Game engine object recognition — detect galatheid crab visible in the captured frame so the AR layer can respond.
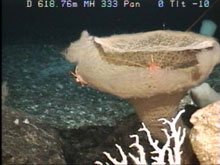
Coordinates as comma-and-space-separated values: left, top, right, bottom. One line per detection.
69, 66, 88, 87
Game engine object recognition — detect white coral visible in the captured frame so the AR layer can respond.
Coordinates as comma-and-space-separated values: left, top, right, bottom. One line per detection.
94, 109, 186, 165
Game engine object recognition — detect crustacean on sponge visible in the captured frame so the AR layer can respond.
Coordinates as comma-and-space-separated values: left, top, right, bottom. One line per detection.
70, 66, 88, 87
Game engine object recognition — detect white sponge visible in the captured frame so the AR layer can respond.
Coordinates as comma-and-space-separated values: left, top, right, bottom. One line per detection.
190, 83, 220, 108
200, 19, 217, 37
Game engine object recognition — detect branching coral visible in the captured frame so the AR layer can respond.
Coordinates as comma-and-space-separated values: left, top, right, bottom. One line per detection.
94, 109, 186, 165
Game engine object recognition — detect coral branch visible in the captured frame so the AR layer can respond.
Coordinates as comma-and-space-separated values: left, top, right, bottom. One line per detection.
158, 109, 186, 164
139, 123, 170, 164
128, 135, 148, 165
94, 144, 128, 165
94, 109, 186, 165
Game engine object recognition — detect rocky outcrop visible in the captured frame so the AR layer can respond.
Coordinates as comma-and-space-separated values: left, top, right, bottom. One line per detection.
190, 101, 220, 165
2, 106, 67, 165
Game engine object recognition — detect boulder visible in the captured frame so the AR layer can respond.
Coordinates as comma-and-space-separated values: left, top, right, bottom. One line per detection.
190, 101, 220, 165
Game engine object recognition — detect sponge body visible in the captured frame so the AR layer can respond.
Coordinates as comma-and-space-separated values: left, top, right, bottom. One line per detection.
65, 30, 220, 99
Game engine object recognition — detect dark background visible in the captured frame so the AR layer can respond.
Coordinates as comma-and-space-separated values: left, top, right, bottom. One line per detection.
2, 0, 220, 45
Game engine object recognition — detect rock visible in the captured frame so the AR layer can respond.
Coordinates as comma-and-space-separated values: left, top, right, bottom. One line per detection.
2, 106, 66, 165
190, 101, 220, 165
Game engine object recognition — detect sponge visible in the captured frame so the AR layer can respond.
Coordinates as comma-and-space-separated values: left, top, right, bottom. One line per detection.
200, 19, 217, 37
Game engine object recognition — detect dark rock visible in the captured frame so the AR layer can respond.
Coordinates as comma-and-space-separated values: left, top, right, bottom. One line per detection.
2, 106, 66, 165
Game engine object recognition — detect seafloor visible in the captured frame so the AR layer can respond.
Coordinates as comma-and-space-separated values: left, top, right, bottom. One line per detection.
2, 42, 135, 129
